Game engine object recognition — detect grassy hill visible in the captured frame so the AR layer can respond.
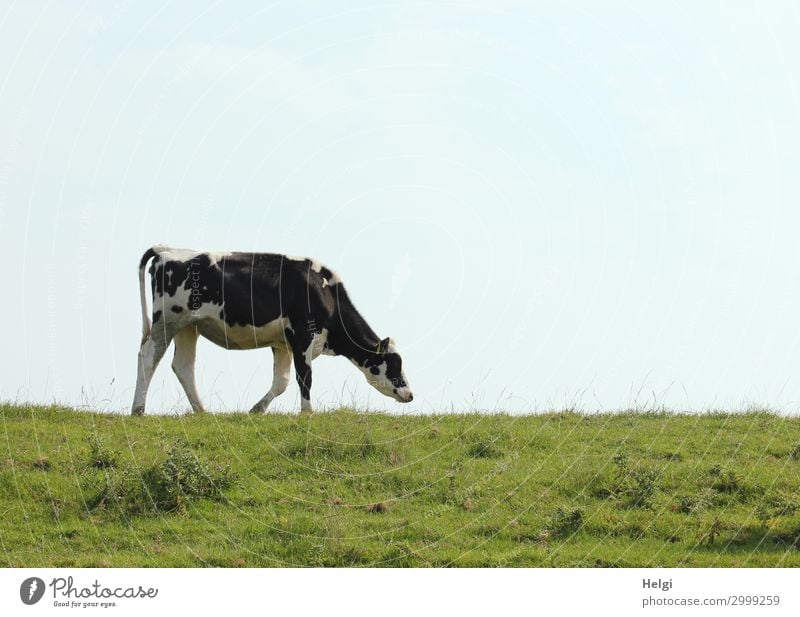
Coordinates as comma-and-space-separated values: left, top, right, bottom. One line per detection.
1, 403, 799, 567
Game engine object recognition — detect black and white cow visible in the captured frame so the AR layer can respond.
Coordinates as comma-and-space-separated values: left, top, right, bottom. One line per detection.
132, 246, 413, 415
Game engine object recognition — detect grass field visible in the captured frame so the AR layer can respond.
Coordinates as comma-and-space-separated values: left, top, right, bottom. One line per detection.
1, 403, 799, 567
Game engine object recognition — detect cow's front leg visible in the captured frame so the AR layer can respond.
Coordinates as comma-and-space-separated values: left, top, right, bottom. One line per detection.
250, 347, 292, 413
292, 347, 313, 412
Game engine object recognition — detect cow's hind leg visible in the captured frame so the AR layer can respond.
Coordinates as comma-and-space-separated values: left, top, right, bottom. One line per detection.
172, 325, 205, 413
131, 333, 171, 415
249, 347, 292, 413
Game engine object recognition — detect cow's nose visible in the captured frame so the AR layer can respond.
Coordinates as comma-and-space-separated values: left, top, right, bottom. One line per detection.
406, 393, 414, 402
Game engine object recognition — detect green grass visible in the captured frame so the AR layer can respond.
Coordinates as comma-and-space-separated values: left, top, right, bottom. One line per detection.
1, 403, 799, 567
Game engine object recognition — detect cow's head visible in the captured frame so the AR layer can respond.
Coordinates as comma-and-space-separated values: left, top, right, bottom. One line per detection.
358, 337, 413, 403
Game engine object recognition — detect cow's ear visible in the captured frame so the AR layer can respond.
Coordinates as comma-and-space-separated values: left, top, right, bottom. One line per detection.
377, 337, 391, 354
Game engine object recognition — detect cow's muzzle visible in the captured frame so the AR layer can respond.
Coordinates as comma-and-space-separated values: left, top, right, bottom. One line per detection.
394, 390, 413, 403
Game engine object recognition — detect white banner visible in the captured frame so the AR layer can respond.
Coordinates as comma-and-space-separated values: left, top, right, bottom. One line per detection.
1, 568, 796, 616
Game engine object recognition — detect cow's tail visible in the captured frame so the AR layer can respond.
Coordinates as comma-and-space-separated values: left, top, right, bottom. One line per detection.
138, 247, 158, 343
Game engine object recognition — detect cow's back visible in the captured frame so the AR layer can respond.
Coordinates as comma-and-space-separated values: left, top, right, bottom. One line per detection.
149, 247, 339, 349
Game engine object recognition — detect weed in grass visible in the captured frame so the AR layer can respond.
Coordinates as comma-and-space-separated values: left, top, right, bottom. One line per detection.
629, 469, 660, 508
544, 507, 584, 538
755, 492, 799, 521
466, 437, 503, 459
32, 458, 50, 471
773, 526, 800, 549
87, 441, 234, 517
154, 442, 235, 506
672, 495, 698, 514
708, 467, 763, 503
609, 451, 661, 509
671, 492, 711, 515
699, 518, 724, 546
87, 434, 117, 469
710, 468, 743, 494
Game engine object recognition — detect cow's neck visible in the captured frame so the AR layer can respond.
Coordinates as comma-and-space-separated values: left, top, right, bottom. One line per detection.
328, 288, 381, 365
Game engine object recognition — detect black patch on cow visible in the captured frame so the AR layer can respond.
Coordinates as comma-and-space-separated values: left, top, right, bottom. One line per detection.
152, 310, 162, 324
170, 305, 183, 313
152, 261, 186, 298
364, 352, 406, 387
139, 247, 158, 270
183, 253, 223, 309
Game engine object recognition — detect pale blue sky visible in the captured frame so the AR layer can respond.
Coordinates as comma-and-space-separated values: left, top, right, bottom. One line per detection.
1, 1, 799, 413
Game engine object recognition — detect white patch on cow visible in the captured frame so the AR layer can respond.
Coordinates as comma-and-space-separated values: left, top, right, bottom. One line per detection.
308, 328, 334, 359
324, 268, 342, 286
303, 329, 332, 362
285, 255, 342, 286
196, 316, 292, 351
154, 246, 232, 267
285, 254, 309, 265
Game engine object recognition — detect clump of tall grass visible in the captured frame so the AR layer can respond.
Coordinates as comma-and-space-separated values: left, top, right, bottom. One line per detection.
609, 452, 660, 509
86, 441, 234, 517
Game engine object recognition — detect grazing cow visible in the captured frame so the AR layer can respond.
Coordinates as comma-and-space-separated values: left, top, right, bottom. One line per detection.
132, 246, 413, 415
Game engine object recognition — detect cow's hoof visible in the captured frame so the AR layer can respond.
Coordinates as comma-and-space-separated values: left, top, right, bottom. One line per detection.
131, 407, 145, 416
249, 406, 265, 414
192, 408, 207, 414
